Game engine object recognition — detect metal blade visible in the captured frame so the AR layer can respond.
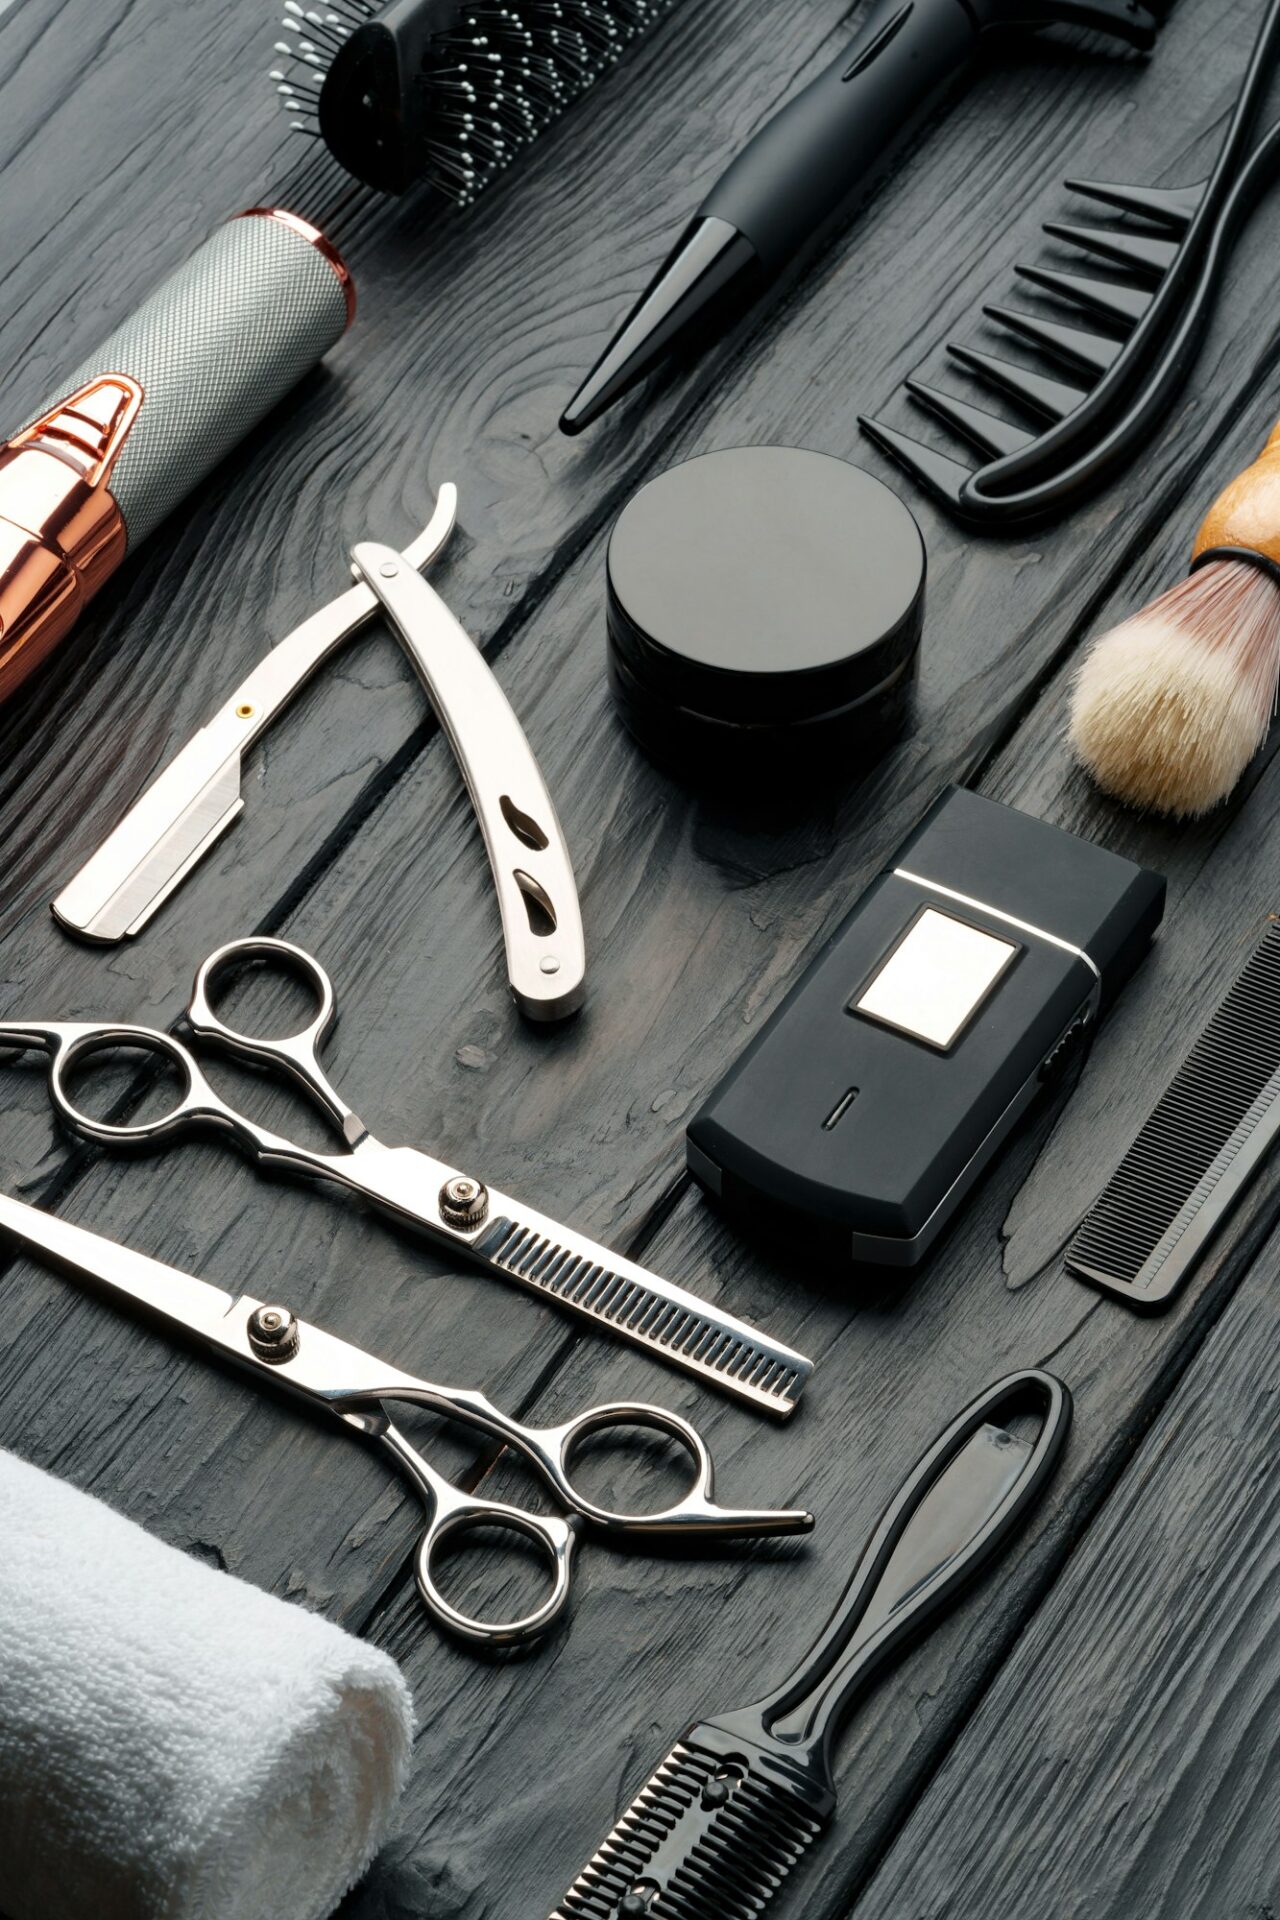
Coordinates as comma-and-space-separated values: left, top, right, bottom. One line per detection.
549, 1733, 822, 1920
0, 1190, 237, 1339
52, 486, 461, 944
290, 1136, 814, 1416
52, 721, 246, 940
471, 1189, 813, 1417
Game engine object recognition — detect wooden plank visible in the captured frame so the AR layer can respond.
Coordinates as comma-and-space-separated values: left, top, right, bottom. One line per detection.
321, 17, 1280, 1903
258, 141, 1280, 1920
847, 1223, 1280, 1920
809, 264, 1280, 1918
0, 0, 1220, 1491
0, 0, 1276, 1913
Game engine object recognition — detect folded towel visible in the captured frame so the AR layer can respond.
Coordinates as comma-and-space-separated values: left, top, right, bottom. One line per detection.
0, 1448, 413, 1920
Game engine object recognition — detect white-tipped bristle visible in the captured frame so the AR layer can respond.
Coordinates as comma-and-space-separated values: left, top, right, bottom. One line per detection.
269, 0, 679, 203
1069, 558, 1280, 817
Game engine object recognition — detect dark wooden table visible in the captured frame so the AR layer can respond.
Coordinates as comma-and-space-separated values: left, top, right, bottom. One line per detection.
2, 1, 1280, 1914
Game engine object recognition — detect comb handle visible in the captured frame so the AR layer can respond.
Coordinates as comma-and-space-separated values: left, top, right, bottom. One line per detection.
710, 1369, 1070, 1796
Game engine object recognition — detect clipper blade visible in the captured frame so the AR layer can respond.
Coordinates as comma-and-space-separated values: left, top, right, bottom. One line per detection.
549, 1730, 825, 1920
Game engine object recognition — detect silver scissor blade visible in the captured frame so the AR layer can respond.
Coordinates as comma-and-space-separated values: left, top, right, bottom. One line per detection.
52, 722, 245, 941
326, 1146, 812, 1415
0, 1190, 237, 1339
473, 1192, 813, 1418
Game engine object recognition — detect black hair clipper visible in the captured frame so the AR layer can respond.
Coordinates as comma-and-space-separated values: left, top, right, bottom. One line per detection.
687, 790, 1165, 1267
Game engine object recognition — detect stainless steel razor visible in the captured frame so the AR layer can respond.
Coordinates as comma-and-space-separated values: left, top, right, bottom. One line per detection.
53, 485, 589, 1022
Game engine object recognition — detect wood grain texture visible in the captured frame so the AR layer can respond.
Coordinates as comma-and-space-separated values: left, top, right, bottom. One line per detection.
1, 0, 1279, 1916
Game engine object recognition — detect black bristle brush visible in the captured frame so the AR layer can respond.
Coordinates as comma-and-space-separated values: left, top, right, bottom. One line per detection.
271, 0, 680, 201
548, 1371, 1069, 1920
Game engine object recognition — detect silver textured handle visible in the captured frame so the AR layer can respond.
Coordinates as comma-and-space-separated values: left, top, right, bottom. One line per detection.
47, 211, 351, 548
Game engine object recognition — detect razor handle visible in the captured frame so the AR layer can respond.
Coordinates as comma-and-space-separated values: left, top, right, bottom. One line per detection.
0, 210, 353, 701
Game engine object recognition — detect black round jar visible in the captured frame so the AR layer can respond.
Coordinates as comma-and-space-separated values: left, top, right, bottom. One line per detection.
605, 446, 925, 781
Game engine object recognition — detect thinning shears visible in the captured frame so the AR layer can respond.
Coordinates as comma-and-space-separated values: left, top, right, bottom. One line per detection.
0, 1190, 812, 1647
0, 937, 813, 1416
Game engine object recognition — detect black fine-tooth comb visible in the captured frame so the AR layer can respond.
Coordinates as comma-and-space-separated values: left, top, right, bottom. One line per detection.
271, 0, 682, 200
1067, 919, 1280, 1311
549, 1370, 1070, 1920
860, 0, 1280, 526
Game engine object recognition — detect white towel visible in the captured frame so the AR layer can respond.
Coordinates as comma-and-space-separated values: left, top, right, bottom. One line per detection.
0, 1448, 414, 1920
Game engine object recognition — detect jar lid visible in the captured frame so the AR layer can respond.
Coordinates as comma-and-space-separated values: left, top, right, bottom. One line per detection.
606, 447, 926, 730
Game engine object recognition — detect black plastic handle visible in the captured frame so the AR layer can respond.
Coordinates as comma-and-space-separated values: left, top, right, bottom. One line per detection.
721, 1369, 1070, 1784
701, 0, 979, 274
698, 0, 1154, 277
964, 0, 1280, 521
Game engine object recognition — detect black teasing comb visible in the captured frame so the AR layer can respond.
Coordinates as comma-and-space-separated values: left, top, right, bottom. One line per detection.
272, 0, 680, 199
861, 0, 1280, 526
549, 1370, 1070, 1920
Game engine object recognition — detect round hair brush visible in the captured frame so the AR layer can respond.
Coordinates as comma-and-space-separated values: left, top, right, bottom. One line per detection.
1070, 419, 1280, 817
272, 0, 679, 202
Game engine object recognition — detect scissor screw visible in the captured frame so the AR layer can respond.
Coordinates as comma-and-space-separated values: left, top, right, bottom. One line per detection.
236, 703, 254, 719
440, 1175, 489, 1230
247, 1304, 300, 1362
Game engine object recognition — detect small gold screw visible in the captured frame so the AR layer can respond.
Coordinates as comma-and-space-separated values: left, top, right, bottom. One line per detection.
247, 1303, 300, 1362
439, 1174, 490, 1230
236, 703, 254, 719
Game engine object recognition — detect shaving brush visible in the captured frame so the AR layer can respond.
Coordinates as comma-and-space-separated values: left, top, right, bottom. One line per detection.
1070, 419, 1280, 816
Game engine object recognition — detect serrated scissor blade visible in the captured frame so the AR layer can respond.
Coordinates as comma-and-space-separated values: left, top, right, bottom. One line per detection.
52, 718, 246, 941
472, 1195, 813, 1418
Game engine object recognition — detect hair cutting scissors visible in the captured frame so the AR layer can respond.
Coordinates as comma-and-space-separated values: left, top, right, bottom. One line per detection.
0, 1189, 812, 1647
0, 938, 812, 1418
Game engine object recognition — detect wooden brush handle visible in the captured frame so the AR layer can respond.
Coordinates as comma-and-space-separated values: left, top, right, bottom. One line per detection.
1194, 419, 1280, 567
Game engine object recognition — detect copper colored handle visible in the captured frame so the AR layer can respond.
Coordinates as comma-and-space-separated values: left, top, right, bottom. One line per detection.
0, 210, 351, 703
0, 377, 138, 700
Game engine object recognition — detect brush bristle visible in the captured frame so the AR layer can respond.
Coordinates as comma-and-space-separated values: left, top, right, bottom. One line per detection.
271, 0, 678, 204
1070, 557, 1280, 817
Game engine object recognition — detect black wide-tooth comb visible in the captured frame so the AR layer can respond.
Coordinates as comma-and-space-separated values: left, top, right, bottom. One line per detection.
271, 0, 681, 200
1068, 919, 1280, 1311
549, 1370, 1070, 1920
860, 0, 1280, 526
